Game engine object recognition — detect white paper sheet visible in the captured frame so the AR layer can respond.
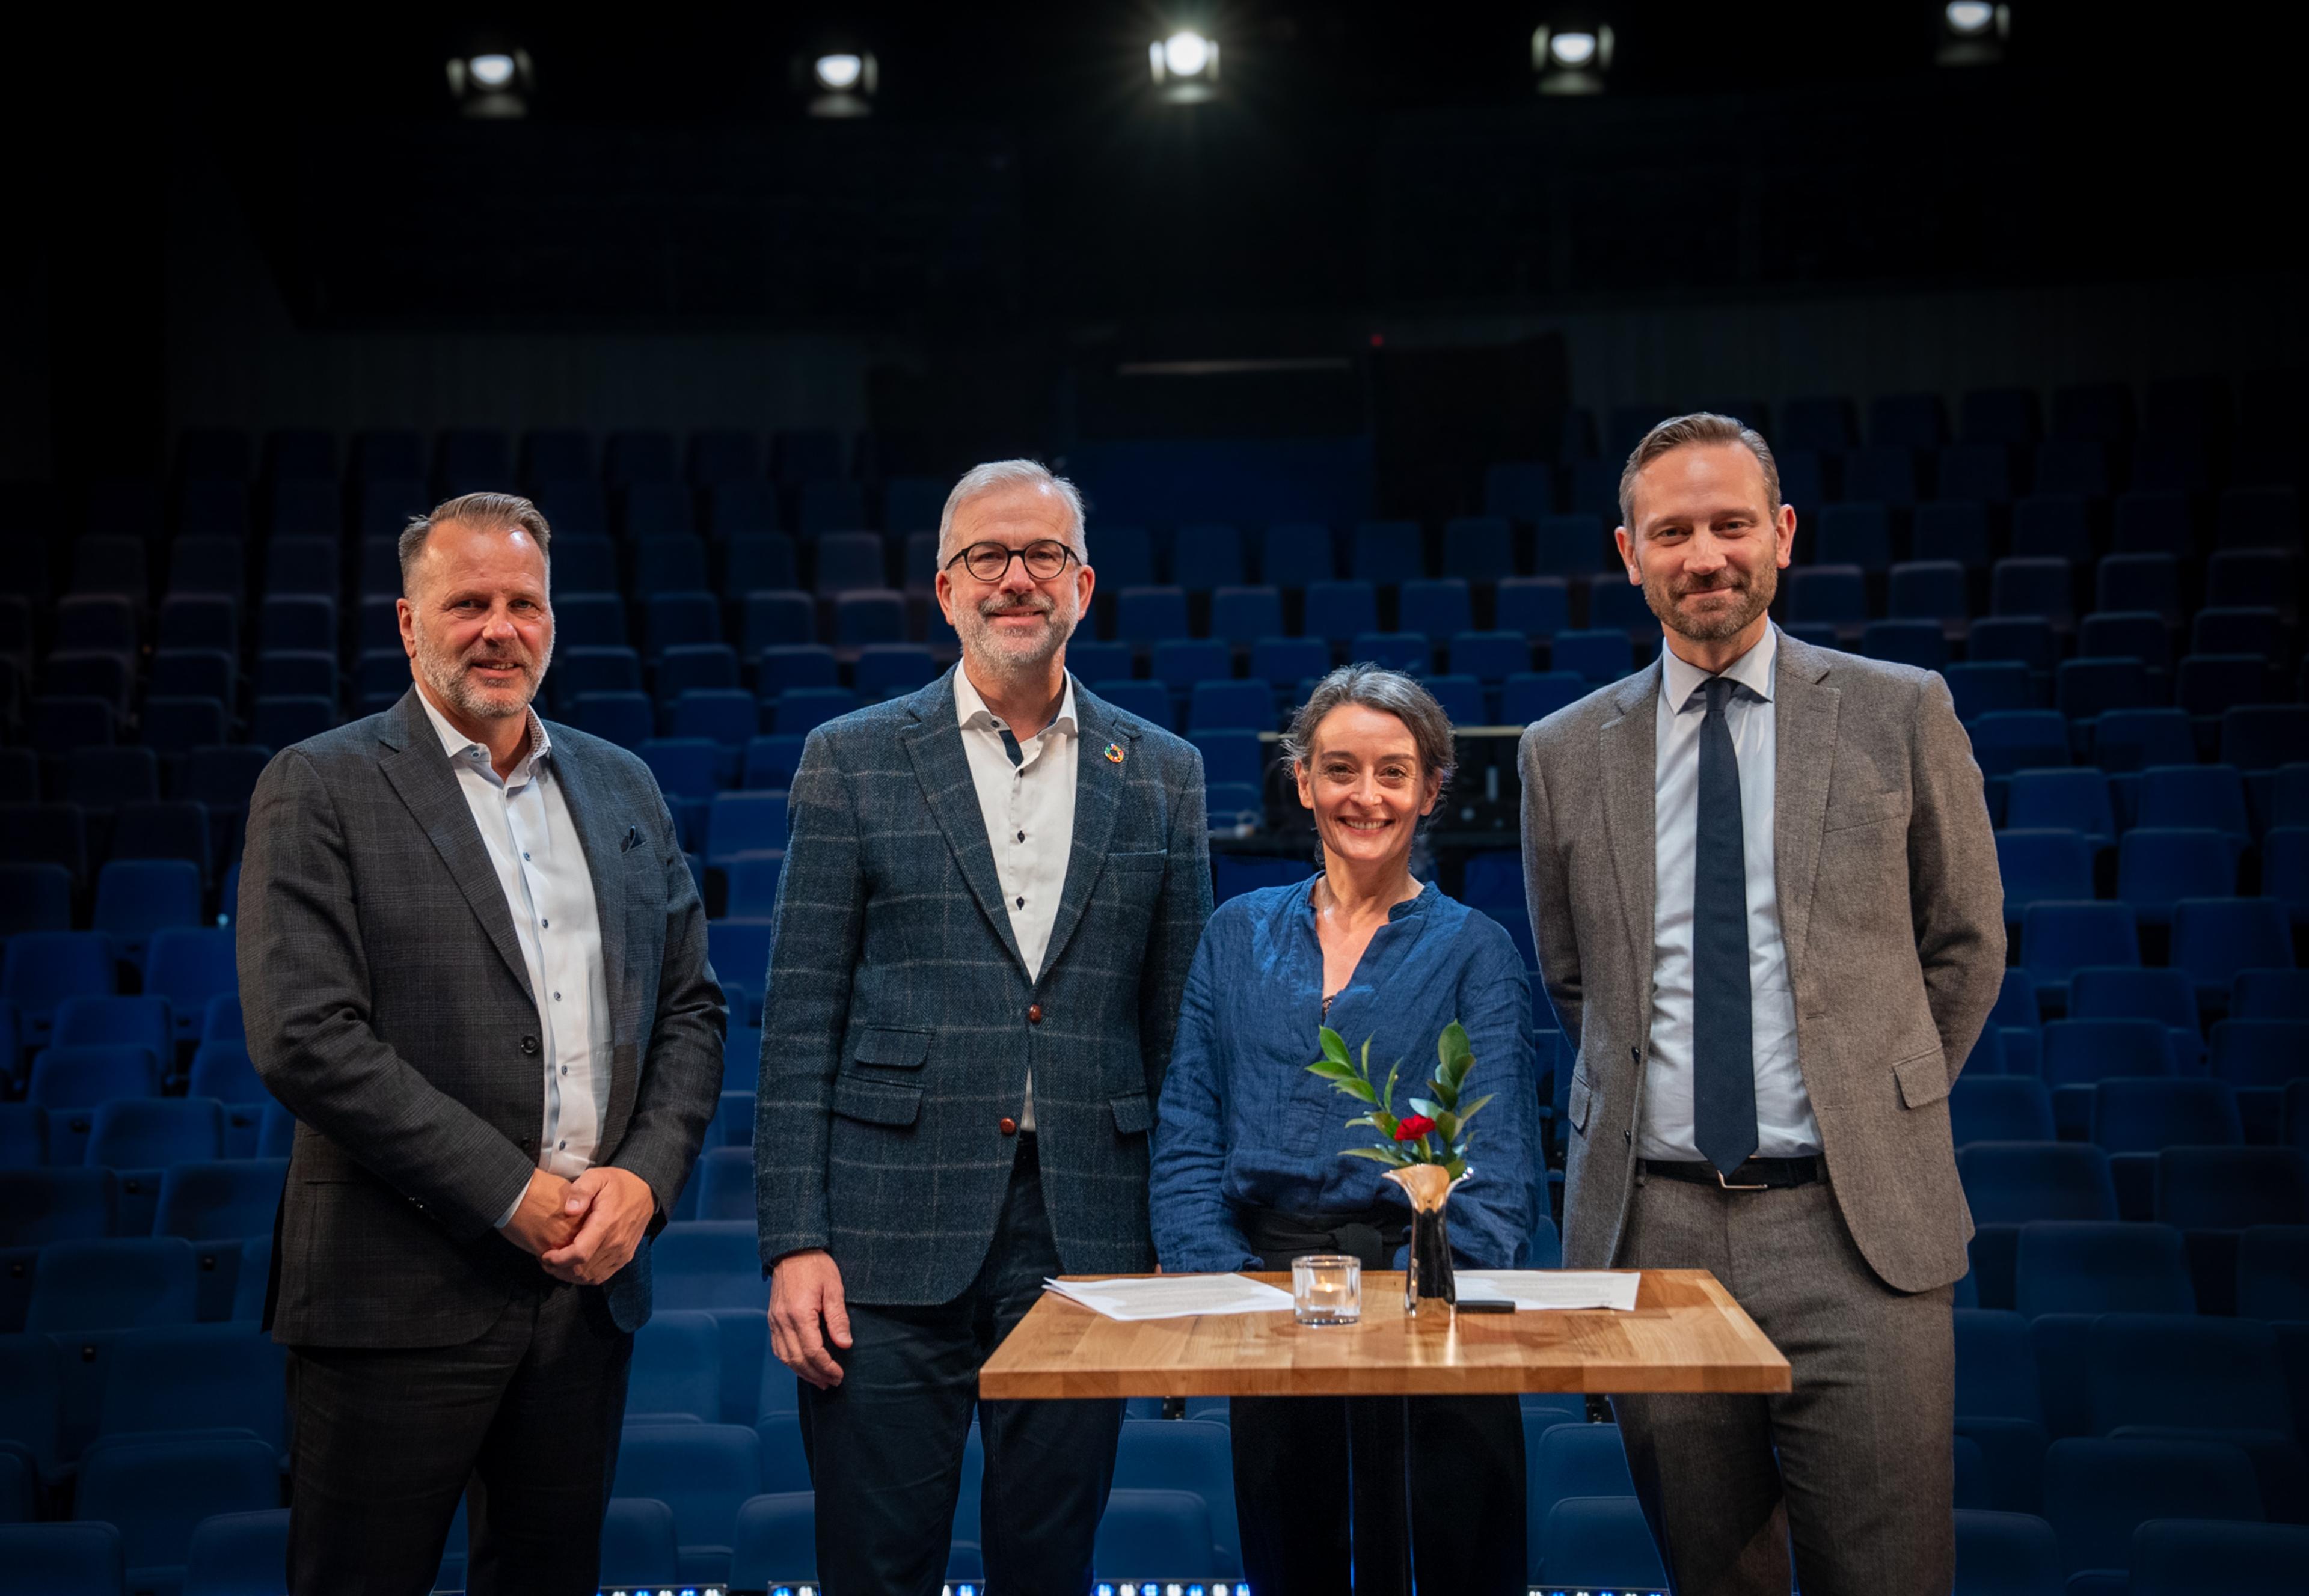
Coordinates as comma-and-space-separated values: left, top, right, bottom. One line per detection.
1043, 1273, 1298, 1322
1452, 1270, 1642, 1312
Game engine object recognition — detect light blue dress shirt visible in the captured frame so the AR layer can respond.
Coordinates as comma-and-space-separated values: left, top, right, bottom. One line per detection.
1644, 624, 1820, 1160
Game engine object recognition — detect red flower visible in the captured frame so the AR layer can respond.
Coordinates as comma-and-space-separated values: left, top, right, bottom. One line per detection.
1394, 1114, 1436, 1142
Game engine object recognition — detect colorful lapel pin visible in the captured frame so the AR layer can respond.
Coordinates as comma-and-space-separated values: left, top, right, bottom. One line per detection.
1103, 741, 1126, 765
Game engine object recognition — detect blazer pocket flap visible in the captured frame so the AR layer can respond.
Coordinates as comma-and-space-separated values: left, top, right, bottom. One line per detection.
851, 1026, 931, 1068
1567, 1072, 1595, 1134
1894, 1050, 1953, 1109
833, 1075, 923, 1127
1824, 789, 1912, 832
1110, 1092, 1153, 1135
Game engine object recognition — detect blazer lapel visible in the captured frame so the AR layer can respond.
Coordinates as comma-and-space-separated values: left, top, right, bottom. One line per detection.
899, 672, 1028, 973
1037, 688, 1132, 982
375, 689, 535, 1004
1771, 632, 1839, 976
1598, 661, 1663, 1014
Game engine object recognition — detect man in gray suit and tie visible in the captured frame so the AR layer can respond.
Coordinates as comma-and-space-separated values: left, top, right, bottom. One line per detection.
756, 459, 1213, 1595
1519, 414, 2005, 1595
239, 491, 725, 1595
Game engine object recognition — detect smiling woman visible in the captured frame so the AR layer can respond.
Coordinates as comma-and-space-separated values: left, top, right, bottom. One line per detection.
1151, 663, 1541, 1595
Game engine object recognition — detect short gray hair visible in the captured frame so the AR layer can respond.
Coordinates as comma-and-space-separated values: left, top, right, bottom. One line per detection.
1281, 664, 1458, 803
399, 492, 554, 595
1617, 411, 1782, 531
936, 459, 1088, 567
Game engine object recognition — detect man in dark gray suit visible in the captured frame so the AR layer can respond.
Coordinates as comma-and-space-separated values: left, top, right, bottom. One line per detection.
1519, 415, 2005, 1595
239, 491, 724, 1596
756, 459, 1213, 1595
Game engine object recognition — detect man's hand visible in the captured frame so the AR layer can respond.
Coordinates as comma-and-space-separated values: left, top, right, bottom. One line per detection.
770, 1249, 852, 1389
539, 1167, 657, 1286
497, 1169, 580, 1258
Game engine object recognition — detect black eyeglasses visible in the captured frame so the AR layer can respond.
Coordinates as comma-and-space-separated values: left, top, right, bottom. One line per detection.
944, 540, 1079, 583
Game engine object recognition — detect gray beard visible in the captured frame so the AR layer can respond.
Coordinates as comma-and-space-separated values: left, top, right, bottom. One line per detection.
1647, 576, 1774, 644
415, 638, 547, 720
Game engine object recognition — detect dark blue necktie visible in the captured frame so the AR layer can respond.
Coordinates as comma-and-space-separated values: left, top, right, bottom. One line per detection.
1693, 676, 1758, 1176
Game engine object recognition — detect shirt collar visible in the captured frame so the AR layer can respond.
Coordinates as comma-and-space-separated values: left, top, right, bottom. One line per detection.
954, 664, 1078, 742
416, 686, 550, 773
1661, 622, 1779, 715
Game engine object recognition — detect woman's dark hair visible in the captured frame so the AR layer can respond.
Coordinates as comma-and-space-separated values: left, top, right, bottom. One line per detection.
1280, 664, 1458, 803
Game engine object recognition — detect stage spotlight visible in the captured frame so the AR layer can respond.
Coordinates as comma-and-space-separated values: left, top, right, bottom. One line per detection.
1148, 27, 1221, 104
1532, 22, 1614, 95
804, 49, 878, 117
1938, 1, 2010, 65
446, 47, 533, 118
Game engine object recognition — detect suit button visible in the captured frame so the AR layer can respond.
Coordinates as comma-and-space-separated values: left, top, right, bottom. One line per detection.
521, 1036, 539, 1056
1027, 1004, 1043, 1024
999, 1116, 1019, 1136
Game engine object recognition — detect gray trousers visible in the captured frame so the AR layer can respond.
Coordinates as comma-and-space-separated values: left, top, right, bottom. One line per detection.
1611, 1167, 1954, 1596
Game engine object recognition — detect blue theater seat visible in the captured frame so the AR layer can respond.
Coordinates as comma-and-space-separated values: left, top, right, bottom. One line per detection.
1114, 1419, 1239, 1571
1349, 632, 1430, 673
629, 1310, 723, 1423
1094, 1489, 1217, 1583
1113, 587, 1190, 648
1814, 503, 1894, 570
1398, 578, 1472, 641
1951, 1078, 2056, 1146
97, 1325, 285, 1454
1970, 712, 2071, 779
74, 1436, 281, 1596
2014, 1222, 2194, 1317
1996, 831, 2093, 925
1952, 1508, 2063, 1596
2117, 828, 2237, 925
2041, 1437, 2262, 1582
181, 1509, 289, 1596
729, 1493, 818, 1589
1861, 619, 1948, 670
1208, 586, 1283, 646
2004, 770, 2114, 849
1091, 680, 1173, 731
1494, 577, 1570, 639
610, 1422, 761, 1586
1259, 523, 1335, 589
771, 688, 856, 737
1350, 521, 1424, 586
2090, 706, 2198, 775
27, 1239, 198, 1333
2020, 902, 2139, 1003
1187, 682, 1272, 735
0, 1523, 127, 1595
2129, 1520, 2309, 1596
1482, 463, 1556, 524
1303, 581, 1377, 644
2171, 898, 2294, 1003
1960, 1144, 2120, 1224
650, 1223, 770, 1313
1442, 517, 1514, 583
1530, 1497, 1667, 1588
1173, 524, 1246, 590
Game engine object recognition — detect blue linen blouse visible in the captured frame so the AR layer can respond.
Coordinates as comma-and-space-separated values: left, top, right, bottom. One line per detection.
1151, 875, 1542, 1273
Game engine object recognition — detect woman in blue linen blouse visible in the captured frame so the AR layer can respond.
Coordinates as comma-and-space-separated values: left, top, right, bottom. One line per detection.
1152, 664, 1541, 1596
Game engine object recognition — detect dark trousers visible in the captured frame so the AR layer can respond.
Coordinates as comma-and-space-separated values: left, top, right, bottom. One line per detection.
284, 1278, 634, 1596
799, 1136, 1126, 1596
1234, 1209, 1528, 1596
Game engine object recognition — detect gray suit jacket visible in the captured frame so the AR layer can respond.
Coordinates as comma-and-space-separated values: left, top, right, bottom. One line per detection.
239, 688, 726, 1346
753, 670, 1213, 1306
1519, 631, 2005, 1293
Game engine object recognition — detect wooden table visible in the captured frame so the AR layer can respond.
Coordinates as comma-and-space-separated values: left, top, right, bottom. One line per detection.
980, 1268, 1789, 1400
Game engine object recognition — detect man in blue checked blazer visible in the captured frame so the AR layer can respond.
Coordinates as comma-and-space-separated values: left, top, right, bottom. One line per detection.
755, 459, 1213, 1596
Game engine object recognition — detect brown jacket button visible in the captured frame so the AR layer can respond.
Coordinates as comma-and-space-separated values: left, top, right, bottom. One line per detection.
999, 1116, 1019, 1136
1027, 1004, 1043, 1024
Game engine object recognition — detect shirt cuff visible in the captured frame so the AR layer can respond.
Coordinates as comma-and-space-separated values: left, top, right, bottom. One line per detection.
492, 1182, 526, 1231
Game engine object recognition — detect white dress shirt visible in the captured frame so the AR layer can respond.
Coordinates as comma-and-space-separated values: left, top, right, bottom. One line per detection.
953, 664, 1079, 1133
417, 693, 613, 1225
1642, 625, 1820, 1161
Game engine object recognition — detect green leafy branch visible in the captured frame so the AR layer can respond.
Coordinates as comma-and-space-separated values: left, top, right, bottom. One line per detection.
1306, 1020, 1494, 1180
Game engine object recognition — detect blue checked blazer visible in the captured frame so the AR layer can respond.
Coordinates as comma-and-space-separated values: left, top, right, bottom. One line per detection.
753, 669, 1213, 1306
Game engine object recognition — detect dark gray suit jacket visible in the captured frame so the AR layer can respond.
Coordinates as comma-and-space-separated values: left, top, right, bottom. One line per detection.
1519, 632, 2006, 1293
239, 688, 726, 1347
753, 670, 1213, 1306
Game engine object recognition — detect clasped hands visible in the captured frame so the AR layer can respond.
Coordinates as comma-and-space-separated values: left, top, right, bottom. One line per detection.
500, 1166, 655, 1286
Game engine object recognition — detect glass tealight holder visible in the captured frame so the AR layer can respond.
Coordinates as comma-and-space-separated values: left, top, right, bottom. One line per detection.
1293, 1253, 1361, 1326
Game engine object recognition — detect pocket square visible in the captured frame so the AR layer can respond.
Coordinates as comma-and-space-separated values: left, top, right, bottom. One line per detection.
621, 824, 642, 852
